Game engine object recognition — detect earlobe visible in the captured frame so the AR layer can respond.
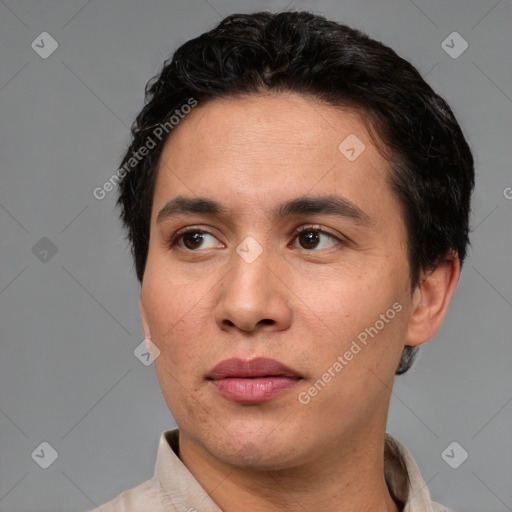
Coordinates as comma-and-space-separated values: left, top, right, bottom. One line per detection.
139, 294, 151, 339
405, 252, 460, 347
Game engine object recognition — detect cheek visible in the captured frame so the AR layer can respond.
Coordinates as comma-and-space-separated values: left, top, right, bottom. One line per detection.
305, 274, 389, 334
301, 269, 408, 376
141, 270, 213, 367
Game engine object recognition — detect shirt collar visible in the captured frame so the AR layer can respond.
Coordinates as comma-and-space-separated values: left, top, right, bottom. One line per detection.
384, 433, 442, 512
153, 429, 442, 512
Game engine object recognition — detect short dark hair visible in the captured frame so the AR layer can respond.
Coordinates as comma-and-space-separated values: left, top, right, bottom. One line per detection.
116, 11, 475, 374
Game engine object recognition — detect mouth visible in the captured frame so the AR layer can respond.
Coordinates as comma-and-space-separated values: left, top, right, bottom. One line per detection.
206, 357, 302, 403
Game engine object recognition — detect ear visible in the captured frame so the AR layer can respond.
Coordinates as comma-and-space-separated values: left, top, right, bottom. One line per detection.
139, 293, 151, 339
405, 252, 460, 347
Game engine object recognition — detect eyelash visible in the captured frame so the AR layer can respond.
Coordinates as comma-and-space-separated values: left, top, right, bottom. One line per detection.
167, 224, 344, 251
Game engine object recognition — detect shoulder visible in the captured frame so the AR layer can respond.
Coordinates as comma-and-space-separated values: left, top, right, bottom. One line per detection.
431, 501, 454, 512
87, 429, 186, 512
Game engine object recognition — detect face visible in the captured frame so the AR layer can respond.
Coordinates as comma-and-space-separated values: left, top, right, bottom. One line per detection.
139, 92, 419, 470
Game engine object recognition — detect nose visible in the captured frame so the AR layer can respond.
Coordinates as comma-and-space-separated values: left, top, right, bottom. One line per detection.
214, 247, 292, 334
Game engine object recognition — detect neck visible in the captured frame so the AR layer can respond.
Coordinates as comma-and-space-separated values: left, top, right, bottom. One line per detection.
178, 428, 401, 512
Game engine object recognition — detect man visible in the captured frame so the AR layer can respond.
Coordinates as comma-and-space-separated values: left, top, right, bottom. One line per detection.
92, 10, 474, 512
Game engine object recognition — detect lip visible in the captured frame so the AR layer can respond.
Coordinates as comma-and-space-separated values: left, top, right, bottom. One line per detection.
207, 357, 302, 403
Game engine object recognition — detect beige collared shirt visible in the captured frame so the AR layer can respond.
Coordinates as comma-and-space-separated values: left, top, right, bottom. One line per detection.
90, 429, 452, 512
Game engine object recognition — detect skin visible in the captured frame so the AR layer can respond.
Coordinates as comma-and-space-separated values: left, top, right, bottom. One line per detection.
139, 92, 460, 512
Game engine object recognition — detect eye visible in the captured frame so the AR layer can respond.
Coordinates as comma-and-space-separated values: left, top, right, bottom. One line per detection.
169, 228, 223, 251
291, 225, 342, 250
167, 225, 344, 252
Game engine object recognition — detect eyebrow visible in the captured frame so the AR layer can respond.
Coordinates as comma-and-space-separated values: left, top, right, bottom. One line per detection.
156, 194, 371, 226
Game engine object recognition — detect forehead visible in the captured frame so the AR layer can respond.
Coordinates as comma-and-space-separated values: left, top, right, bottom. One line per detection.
152, 92, 398, 224
158, 92, 379, 170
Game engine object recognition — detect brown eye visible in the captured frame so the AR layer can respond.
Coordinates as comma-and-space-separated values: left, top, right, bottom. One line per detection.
182, 231, 206, 250
169, 229, 224, 251
293, 226, 340, 250
298, 230, 320, 249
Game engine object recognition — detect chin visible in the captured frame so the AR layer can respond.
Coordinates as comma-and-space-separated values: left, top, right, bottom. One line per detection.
219, 442, 299, 471
206, 421, 305, 471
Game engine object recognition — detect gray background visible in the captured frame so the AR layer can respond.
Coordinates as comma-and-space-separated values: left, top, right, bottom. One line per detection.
0, 0, 511, 511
